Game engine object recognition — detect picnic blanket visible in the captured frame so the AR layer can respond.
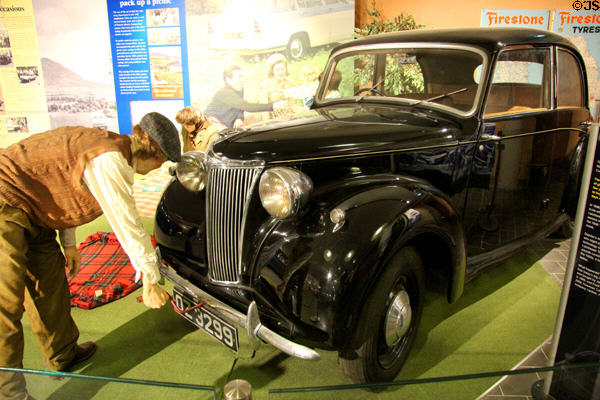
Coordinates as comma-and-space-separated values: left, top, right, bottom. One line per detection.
66, 232, 141, 309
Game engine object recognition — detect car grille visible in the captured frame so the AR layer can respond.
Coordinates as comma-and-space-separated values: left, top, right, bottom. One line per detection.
206, 164, 263, 282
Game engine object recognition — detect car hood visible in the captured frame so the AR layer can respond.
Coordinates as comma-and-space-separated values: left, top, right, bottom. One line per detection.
211, 104, 464, 164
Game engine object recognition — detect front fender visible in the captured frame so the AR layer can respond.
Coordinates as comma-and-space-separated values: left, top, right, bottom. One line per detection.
251, 174, 465, 349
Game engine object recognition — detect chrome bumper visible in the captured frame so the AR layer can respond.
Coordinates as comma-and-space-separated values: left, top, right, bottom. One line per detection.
159, 265, 320, 361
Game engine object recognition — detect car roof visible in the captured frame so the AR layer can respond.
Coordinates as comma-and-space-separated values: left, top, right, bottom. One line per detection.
333, 27, 578, 54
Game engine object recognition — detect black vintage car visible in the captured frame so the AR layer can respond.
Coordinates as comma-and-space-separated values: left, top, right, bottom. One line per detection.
155, 27, 591, 383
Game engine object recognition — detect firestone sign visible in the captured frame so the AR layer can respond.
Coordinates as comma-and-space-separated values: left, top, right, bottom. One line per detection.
554, 10, 600, 34
481, 9, 550, 28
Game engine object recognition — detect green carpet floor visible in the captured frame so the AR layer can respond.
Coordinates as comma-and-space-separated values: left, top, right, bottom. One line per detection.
19, 216, 561, 399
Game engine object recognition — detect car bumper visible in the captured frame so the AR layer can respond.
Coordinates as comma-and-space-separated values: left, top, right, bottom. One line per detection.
159, 264, 321, 361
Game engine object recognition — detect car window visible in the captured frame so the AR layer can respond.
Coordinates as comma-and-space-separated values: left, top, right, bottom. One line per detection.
332, 53, 375, 98
297, 0, 323, 8
384, 53, 424, 95
557, 48, 584, 108
484, 48, 551, 116
322, 47, 483, 114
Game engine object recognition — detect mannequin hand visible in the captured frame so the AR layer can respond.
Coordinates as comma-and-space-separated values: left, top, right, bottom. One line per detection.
142, 277, 169, 309
64, 246, 81, 277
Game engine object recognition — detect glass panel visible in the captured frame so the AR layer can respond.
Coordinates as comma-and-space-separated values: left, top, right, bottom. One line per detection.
557, 49, 584, 107
268, 363, 600, 400
0, 367, 217, 399
325, 47, 483, 113
485, 48, 550, 116
332, 53, 375, 98
384, 53, 424, 95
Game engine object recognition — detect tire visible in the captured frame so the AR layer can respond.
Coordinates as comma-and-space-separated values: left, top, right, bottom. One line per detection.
286, 33, 309, 60
339, 246, 425, 384
553, 218, 574, 239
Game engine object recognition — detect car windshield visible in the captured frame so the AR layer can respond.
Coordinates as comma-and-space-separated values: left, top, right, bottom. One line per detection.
319, 45, 486, 114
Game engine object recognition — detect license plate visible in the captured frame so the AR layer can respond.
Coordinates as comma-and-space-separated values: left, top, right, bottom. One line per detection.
173, 287, 239, 352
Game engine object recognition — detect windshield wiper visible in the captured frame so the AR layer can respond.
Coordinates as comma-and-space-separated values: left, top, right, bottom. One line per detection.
356, 79, 385, 102
410, 87, 468, 108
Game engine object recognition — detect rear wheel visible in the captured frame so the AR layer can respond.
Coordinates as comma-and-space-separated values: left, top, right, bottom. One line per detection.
339, 246, 424, 384
553, 218, 574, 239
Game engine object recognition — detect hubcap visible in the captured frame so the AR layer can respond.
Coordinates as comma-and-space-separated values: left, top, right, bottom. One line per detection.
384, 289, 412, 347
290, 39, 302, 58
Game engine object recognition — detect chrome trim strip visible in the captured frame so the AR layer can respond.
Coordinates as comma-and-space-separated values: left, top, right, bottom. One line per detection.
160, 265, 320, 361
270, 127, 589, 165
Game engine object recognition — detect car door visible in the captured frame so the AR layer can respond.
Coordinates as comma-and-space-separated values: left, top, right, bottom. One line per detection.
464, 45, 585, 258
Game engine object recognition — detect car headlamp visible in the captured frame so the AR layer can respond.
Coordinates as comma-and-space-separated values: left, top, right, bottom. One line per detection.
259, 167, 313, 219
176, 151, 206, 192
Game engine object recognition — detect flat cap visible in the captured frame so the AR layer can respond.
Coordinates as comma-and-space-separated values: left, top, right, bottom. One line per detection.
139, 112, 181, 162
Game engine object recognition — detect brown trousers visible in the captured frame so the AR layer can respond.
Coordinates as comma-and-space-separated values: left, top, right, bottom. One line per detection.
0, 200, 79, 399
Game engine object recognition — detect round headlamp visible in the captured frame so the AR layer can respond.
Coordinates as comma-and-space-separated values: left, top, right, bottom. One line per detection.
176, 151, 206, 192
259, 167, 313, 219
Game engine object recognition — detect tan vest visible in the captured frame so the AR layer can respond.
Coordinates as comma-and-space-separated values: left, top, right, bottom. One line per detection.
0, 126, 132, 229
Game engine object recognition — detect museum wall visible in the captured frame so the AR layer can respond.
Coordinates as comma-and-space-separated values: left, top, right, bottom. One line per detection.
356, 0, 575, 28
0, 0, 598, 149
356, 0, 600, 113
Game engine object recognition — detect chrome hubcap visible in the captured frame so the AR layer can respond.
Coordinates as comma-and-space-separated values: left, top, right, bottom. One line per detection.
384, 289, 412, 347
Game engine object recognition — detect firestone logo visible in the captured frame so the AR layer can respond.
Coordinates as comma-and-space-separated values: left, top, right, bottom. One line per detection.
557, 11, 600, 24
485, 11, 545, 26
557, 11, 600, 33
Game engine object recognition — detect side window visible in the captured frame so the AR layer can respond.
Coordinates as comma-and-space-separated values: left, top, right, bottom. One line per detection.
557, 49, 584, 107
484, 48, 550, 116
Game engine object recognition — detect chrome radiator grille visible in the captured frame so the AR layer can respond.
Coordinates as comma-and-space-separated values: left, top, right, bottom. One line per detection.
206, 164, 263, 282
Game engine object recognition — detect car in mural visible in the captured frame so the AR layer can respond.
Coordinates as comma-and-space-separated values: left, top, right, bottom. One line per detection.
208, 0, 355, 59
154, 28, 591, 383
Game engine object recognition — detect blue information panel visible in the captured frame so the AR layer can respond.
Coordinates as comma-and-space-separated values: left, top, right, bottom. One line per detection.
106, 0, 189, 133
547, 124, 600, 399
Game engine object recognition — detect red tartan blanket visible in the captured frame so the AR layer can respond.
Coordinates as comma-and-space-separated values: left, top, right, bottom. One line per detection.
66, 232, 141, 309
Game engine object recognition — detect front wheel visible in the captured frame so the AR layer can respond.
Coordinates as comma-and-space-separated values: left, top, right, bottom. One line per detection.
339, 246, 424, 384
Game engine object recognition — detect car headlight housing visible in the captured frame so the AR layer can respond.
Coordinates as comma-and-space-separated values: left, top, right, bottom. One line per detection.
259, 167, 313, 219
176, 151, 206, 192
